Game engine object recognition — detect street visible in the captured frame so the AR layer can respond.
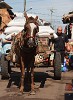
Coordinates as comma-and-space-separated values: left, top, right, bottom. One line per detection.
0, 66, 73, 100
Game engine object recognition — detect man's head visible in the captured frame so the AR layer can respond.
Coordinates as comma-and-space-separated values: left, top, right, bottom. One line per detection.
57, 26, 62, 34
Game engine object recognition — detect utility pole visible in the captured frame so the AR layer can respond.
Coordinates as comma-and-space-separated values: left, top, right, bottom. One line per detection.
50, 9, 53, 25
49, 8, 56, 26
24, 0, 26, 14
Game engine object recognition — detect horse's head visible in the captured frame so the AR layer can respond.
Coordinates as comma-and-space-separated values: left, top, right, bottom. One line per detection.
22, 13, 39, 48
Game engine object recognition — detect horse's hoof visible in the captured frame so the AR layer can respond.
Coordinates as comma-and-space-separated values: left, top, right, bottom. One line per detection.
17, 92, 23, 96
30, 90, 36, 95
19, 86, 24, 93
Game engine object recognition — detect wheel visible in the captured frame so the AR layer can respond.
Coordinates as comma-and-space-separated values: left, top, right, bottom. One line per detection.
1, 54, 10, 79
54, 52, 61, 80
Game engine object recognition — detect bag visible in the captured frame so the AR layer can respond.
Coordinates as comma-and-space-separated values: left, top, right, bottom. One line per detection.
35, 54, 44, 64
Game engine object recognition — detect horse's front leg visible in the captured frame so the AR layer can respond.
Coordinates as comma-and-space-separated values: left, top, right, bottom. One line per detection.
20, 56, 25, 93
30, 67, 35, 95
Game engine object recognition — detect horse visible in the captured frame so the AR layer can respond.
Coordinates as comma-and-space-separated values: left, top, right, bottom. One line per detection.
11, 13, 39, 94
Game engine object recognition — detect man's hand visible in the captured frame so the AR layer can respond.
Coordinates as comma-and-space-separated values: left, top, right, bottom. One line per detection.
65, 43, 70, 52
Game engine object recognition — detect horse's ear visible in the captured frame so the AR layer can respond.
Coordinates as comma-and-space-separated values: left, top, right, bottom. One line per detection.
24, 12, 28, 20
35, 16, 38, 21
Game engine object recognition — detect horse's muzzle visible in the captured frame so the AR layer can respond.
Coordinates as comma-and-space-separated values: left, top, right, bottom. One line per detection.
27, 38, 36, 47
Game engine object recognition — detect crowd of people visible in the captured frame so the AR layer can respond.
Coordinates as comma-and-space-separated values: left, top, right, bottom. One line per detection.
54, 25, 73, 71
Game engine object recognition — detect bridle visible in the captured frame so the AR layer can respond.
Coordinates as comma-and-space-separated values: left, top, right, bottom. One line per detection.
24, 21, 39, 38
22, 17, 39, 47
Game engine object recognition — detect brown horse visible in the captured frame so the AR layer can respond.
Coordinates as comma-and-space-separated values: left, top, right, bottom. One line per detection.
11, 13, 39, 94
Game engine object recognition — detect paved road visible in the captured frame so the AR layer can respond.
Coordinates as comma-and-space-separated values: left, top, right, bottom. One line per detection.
0, 67, 73, 100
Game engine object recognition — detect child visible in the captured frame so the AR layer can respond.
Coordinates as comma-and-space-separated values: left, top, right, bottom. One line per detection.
61, 53, 69, 72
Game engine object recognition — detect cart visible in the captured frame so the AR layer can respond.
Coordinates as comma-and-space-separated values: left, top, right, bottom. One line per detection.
35, 26, 61, 79
0, 26, 62, 80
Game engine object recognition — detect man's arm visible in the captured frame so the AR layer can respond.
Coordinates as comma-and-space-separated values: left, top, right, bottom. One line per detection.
65, 34, 70, 51
2, 38, 12, 43
65, 42, 70, 52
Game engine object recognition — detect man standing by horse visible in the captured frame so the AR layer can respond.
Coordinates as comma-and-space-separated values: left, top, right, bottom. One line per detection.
54, 26, 70, 67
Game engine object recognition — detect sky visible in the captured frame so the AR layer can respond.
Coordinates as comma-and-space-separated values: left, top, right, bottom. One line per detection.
4, 0, 73, 30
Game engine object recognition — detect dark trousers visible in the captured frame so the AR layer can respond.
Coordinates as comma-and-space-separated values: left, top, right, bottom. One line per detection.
60, 51, 65, 64
54, 51, 65, 64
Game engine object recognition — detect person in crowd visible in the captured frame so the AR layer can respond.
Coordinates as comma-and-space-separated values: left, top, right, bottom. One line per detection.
0, 27, 12, 54
0, 29, 3, 67
54, 26, 70, 67
0, 29, 4, 60
64, 23, 72, 39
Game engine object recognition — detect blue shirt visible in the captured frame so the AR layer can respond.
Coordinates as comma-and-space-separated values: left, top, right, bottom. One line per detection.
1, 33, 11, 54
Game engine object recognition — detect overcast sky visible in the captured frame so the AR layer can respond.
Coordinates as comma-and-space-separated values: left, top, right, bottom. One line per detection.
4, 0, 73, 29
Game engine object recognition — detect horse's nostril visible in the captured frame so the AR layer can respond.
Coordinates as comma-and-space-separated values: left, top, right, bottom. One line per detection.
27, 39, 35, 47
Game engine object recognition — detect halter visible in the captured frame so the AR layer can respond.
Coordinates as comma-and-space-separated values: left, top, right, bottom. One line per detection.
24, 20, 39, 38
21, 16, 39, 48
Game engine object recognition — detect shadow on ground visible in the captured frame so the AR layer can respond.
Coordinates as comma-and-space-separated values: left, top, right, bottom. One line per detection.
6, 70, 54, 92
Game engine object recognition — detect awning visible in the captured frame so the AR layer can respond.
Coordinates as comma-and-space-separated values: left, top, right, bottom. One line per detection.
0, 1, 12, 9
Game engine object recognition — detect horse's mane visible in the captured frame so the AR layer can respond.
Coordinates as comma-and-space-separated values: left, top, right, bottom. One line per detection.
25, 16, 38, 25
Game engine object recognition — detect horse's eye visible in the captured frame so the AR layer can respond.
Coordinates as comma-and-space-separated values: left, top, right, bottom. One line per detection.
35, 27, 39, 32
25, 27, 30, 32
36, 26, 39, 31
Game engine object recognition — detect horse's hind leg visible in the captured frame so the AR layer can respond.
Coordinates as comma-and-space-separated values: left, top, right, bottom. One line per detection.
20, 56, 25, 93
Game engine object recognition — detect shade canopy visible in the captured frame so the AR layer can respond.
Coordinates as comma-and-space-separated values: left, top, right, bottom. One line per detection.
0, 1, 12, 9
